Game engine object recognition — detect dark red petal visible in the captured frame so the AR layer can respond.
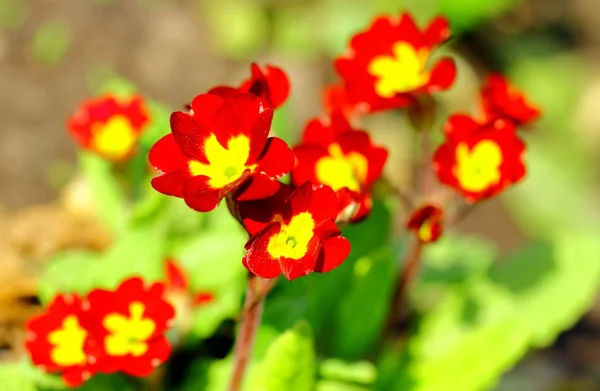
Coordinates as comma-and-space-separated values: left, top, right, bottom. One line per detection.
182, 176, 222, 212
211, 92, 265, 147
170, 112, 210, 163
248, 108, 274, 162
239, 184, 293, 236
264, 65, 291, 108
426, 57, 457, 93
290, 182, 339, 223
151, 170, 190, 198
242, 223, 284, 279
235, 173, 281, 201
256, 137, 295, 178
424, 17, 452, 46
189, 93, 226, 119
207, 86, 242, 100
314, 236, 351, 273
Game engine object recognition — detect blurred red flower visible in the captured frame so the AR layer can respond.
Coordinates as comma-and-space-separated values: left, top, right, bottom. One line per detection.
149, 92, 294, 212
67, 94, 149, 161
25, 294, 97, 387
434, 115, 526, 202
481, 73, 541, 126
407, 205, 444, 243
291, 112, 388, 222
239, 182, 351, 281
83, 277, 175, 377
209, 63, 290, 109
334, 13, 456, 113
165, 259, 215, 307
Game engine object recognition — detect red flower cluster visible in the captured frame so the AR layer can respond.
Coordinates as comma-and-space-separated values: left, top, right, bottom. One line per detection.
25, 277, 175, 387
291, 112, 388, 222
334, 12, 456, 113
67, 94, 149, 161
434, 74, 539, 202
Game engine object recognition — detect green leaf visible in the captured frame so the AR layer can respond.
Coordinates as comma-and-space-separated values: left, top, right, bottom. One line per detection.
437, 0, 517, 34
30, 20, 72, 66
315, 380, 372, 391
255, 320, 316, 391
270, 102, 296, 145
0, 0, 27, 30
399, 230, 600, 391
319, 359, 377, 385
0, 360, 64, 391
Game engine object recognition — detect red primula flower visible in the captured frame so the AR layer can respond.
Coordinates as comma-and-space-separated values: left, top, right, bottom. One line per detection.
208, 63, 290, 109
323, 84, 364, 120
67, 94, 150, 161
291, 112, 388, 222
82, 277, 175, 377
165, 259, 215, 307
239, 182, 351, 281
149, 92, 295, 212
407, 205, 444, 244
25, 294, 96, 387
334, 13, 456, 112
433, 115, 526, 202
481, 73, 540, 126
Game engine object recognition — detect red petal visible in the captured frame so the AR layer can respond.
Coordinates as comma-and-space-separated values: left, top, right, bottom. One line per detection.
426, 57, 457, 93
182, 176, 223, 212
424, 17, 451, 46
264, 65, 291, 108
314, 236, 351, 273
279, 236, 321, 281
290, 144, 328, 188
248, 109, 275, 162
207, 86, 241, 100
170, 111, 211, 163
242, 223, 284, 279
443, 114, 480, 140
235, 173, 281, 201
290, 182, 339, 223
165, 259, 188, 291
256, 137, 295, 178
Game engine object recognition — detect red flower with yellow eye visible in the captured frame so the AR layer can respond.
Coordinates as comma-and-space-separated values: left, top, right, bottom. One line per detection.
291, 112, 388, 222
208, 63, 290, 109
239, 182, 351, 281
149, 92, 295, 212
25, 294, 97, 387
434, 115, 526, 202
83, 277, 175, 377
481, 73, 541, 127
334, 13, 456, 112
67, 95, 149, 161
407, 205, 444, 244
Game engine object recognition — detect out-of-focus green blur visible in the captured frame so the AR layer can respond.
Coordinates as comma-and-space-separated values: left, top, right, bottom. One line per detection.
2, 1, 600, 390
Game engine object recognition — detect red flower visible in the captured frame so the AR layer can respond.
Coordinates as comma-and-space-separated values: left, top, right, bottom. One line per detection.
149, 92, 295, 212
407, 205, 444, 243
165, 259, 215, 307
433, 115, 526, 202
67, 95, 149, 161
481, 73, 540, 126
25, 294, 96, 387
291, 112, 388, 222
83, 277, 175, 377
208, 63, 290, 109
323, 84, 364, 120
239, 182, 351, 281
334, 13, 456, 112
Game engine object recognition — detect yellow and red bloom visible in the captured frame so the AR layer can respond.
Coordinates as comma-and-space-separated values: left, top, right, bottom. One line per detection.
407, 205, 444, 244
481, 73, 540, 126
291, 112, 388, 222
239, 182, 351, 281
334, 13, 456, 112
67, 94, 149, 161
434, 115, 526, 202
83, 277, 175, 377
149, 92, 295, 212
209, 63, 290, 109
25, 294, 96, 387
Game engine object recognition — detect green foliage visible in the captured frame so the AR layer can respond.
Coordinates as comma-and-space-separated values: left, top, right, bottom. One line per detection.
0, 0, 27, 30
319, 359, 377, 386
254, 320, 316, 391
30, 21, 72, 66
437, 0, 516, 33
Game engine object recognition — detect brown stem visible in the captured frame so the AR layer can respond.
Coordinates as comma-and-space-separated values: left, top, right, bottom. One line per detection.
384, 239, 424, 336
228, 275, 268, 391
446, 200, 481, 228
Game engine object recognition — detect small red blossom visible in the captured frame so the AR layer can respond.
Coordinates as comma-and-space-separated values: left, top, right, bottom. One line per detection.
481, 73, 540, 126
165, 259, 215, 307
433, 115, 526, 202
323, 84, 364, 120
407, 205, 444, 243
149, 92, 295, 212
82, 277, 175, 377
291, 112, 388, 222
209, 63, 290, 109
67, 94, 149, 161
25, 294, 96, 387
239, 182, 351, 281
334, 13, 456, 112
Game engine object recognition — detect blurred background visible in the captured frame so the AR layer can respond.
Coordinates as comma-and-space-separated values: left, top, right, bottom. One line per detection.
1, 0, 600, 390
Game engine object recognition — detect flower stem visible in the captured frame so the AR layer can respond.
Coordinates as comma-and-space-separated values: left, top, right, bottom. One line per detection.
228, 275, 269, 391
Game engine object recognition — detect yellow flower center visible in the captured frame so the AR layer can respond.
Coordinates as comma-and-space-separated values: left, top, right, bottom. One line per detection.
267, 213, 315, 260
418, 220, 433, 243
48, 315, 88, 367
315, 144, 368, 192
368, 42, 431, 98
103, 302, 156, 357
188, 134, 255, 188
91, 115, 138, 160
454, 140, 503, 192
